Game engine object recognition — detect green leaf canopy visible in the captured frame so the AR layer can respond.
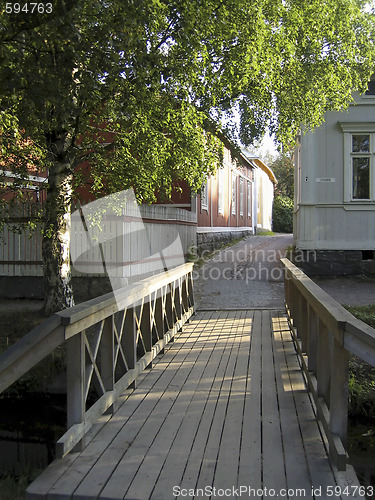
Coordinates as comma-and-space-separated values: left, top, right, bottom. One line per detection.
1, 0, 374, 314
1, 0, 374, 201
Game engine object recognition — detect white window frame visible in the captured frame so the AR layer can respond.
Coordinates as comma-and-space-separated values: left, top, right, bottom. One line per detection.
247, 181, 252, 217
201, 180, 208, 211
340, 123, 375, 203
218, 167, 224, 215
231, 172, 236, 215
239, 177, 244, 217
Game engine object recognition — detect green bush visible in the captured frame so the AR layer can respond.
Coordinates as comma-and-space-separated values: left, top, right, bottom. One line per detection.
344, 305, 375, 419
348, 356, 375, 419
272, 195, 294, 233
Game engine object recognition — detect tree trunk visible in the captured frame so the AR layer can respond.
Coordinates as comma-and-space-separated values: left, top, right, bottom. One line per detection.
41, 148, 75, 316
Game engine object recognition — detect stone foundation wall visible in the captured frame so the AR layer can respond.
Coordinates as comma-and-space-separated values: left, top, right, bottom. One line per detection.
196, 229, 253, 256
0, 276, 113, 302
293, 249, 375, 276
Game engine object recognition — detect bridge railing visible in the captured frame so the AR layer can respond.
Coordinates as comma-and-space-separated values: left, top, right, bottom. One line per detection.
0, 262, 195, 458
281, 258, 375, 471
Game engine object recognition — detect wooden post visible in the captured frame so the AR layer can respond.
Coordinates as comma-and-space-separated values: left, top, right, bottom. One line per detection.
154, 291, 164, 352
101, 316, 115, 413
140, 298, 152, 368
174, 278, 182, 324
296, 288, 303, 338
284, 268, 290, 310
288, 277, 295, 320
290, 281, 300, 330
300, 296, 308, 354
181, 274, 188, 314
123, 307, 136, 389
187, 270, 195, 313
66, 331, 85, 450
329, 337, 350, 447
308, 305, 318, 373
165, 285, 174, 336
317, 320, 331, 407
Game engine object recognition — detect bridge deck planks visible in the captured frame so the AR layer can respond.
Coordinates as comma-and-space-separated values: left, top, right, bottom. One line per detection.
26, 310, 360, 500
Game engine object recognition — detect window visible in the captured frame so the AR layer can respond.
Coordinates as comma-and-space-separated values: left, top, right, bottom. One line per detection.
201, 180, 208, 211
231, 172, 236, 215
218, 168, 224, 215
239, 177, 244, 217
340, 123, 375, 202
352, 135, 370, 200
247, 181, 252, 217
365, 78, 375, 96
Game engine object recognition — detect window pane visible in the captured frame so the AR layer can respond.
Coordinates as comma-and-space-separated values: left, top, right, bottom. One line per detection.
232, 174, 236, 215
352, 158, 370, 199
201, 181, 208, 209
352, 135, 370, 153
365, 80, 375, 96
218, 168, 224, 214
240, 177, 244, 216
247, 181, 251, 217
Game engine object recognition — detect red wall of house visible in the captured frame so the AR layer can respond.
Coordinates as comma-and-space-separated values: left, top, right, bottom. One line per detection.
197, 158, 253, 229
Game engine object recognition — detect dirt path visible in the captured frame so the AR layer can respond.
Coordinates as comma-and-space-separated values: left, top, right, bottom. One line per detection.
193, 234, 293, 310
313, 275, 375, 307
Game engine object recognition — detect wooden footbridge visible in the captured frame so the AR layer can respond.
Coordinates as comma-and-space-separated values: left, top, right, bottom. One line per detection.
1, 261, 375, 499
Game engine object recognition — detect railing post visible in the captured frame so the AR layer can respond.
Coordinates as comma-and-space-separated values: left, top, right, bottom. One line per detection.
284, 267, 290, 311
330, 337, 350, 449
101, 316, 115, 412
308, 305, 318, 373
165, 284, 174, 336
317, 320, 331, 407
182, 274, 189, 315
124, 307, 137, 389
290, 281, 301, 331
154, 290, 165, 353
288, 278, 295, 321
296, 288, 302, 335
187, 269, 195, 314
174, 278, 182, 324
300, 296, 308, 354
141, 298, 152, 368
66, 331, 85, 450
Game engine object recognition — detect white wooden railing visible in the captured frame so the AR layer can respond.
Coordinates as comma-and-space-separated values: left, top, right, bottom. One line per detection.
0, 263, 195, 458
281, 258, 375, 471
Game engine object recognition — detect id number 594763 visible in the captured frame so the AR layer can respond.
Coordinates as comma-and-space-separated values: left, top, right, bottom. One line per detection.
5, 3, 53, 14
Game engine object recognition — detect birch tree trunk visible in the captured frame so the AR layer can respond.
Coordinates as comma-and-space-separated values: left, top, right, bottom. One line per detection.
41, 135, 75, 316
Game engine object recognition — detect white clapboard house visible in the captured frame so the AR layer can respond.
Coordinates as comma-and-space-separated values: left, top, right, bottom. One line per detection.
294, 78, 375, 275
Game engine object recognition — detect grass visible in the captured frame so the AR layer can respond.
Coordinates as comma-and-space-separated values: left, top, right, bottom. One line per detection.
187, 235, 248, 268
344, 304, 375, 419
0, 472, 34, 500
345, 304, 375, 329
256, 229, 275, 236
348, 356, 375, 419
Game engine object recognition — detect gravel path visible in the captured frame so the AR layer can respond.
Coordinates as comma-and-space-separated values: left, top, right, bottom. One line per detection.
193, 234, 375, 310
313, 275, 375, 307
193, 234, 293, 310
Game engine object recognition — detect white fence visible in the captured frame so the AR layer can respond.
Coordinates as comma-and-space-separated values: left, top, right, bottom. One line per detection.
0, 200, 197, 280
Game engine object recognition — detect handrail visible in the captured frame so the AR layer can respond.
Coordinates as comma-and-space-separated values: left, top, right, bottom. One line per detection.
0, 314, 65, 393
281, 258, 375, 471
0, 262, 195, 458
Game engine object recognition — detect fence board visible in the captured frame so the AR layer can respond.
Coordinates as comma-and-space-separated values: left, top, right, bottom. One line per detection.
1, 203, 196, 279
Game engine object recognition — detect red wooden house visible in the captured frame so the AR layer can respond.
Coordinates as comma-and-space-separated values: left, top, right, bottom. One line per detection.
153, 144, 258, 252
